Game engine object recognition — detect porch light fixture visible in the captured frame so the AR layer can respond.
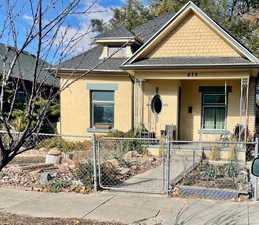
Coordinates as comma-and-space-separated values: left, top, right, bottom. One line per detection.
151, 95, 162, 114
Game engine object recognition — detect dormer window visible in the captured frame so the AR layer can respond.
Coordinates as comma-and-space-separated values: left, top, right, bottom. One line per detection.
108, 45, 126, 58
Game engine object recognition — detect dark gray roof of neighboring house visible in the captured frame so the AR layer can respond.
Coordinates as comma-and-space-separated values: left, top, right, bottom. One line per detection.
0, 43, 59, 87
95, 26, 135, 39
58, 45, 127, 73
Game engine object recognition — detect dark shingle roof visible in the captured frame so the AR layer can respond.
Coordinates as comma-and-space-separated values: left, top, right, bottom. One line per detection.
95, 26, 134, 39
59, 6, 258, 72
133, 11, 175, 42
132, 57, 251, 65
59, 13, 177, 72
123, 57, 259, 69
58, 45, 126, 72
0, 43, 59, 87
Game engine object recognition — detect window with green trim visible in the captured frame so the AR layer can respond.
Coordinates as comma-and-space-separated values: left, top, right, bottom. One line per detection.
202, 94, 226, 129
91, 91, 114, 128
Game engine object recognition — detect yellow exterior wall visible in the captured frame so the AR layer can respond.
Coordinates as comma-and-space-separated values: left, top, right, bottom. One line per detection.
148, 12, 241, 58
179, 79, 255, 141
142, 80, 181, 137
60, 75, 133, 136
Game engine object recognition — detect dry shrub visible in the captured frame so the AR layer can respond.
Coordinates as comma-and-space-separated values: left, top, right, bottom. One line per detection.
37, 137, 91, 152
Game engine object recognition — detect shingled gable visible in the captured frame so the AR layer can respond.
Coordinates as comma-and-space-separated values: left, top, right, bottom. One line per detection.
121, 1, 259, 69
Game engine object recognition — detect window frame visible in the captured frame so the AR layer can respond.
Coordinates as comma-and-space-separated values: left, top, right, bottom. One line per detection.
201, 93, 228, 130
90, 90, 115, 128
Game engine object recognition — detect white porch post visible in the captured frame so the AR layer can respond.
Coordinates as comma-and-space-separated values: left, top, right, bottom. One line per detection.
239, 77, 249, 142
133, 79, 144, 132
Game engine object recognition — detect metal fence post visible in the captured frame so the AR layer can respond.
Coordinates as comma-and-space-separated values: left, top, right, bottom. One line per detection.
92, 134, 98, 191
254, 138, 259, 201
166, 136, 171, 196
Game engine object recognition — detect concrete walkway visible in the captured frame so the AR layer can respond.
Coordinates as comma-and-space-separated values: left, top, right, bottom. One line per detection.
112, 150, 202, 193
1, 188, 258, 225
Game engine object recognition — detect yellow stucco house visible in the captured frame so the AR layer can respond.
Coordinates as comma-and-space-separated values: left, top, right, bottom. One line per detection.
57, 1, 259, 142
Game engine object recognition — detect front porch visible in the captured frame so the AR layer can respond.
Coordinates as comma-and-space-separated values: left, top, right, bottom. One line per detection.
133, 71, 255, 142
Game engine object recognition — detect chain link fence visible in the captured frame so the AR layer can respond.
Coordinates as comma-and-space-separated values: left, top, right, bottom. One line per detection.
96, 137, 166, 194
0, 130, 258, 200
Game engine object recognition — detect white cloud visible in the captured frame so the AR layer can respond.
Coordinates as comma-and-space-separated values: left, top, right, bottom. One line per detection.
23, 15, 33, 22
23, 1, 114, 56
56, 1, 114, 55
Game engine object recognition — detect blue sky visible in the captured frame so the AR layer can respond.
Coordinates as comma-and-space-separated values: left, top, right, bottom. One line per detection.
0, 0, 143, 64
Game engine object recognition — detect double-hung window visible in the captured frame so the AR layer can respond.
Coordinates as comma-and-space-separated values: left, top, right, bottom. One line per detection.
202, 94, 226, 129
91, 91, 114, 128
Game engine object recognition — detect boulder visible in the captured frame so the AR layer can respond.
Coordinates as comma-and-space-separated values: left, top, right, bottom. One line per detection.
123, 151, 138, 160
120, 168, 130, 176
107, 159, 120, 168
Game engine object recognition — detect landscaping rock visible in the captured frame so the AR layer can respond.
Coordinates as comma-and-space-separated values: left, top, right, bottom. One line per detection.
120, 168, 130, 176
39, 147, 47, 152
107, 159, 120, 168
72, 180, 83, 186
123, 151, 138, 160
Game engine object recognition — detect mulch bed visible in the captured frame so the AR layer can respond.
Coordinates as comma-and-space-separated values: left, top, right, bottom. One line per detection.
0, 212, 126, 225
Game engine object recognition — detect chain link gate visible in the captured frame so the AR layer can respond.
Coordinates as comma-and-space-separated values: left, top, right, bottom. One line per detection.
95, 137, 170, 194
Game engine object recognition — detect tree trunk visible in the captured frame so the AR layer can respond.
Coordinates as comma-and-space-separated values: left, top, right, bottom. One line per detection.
0, 150, 9, 171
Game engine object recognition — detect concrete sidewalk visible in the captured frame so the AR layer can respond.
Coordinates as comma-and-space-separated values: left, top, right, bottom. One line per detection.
0, 188, 259, 225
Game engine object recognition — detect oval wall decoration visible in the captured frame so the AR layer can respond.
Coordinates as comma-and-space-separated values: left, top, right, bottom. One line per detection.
151, 95, 162, 114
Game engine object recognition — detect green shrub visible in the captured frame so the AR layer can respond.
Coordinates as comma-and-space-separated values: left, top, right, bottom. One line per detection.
74, 161, 122, 189
200, 164, 219, 180
223, 163, 238, 178
107, 129, 146, 155
200, 163, 239, 180
0, 172, 7, 179
47, 178, 71, 193
37, 137, 91, 152
74, 162, 94, 187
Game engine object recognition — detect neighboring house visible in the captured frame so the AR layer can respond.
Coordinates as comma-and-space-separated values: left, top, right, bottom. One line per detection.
57, 1, 259, 142
0, 43, 59, 97
0, 43, 59, 132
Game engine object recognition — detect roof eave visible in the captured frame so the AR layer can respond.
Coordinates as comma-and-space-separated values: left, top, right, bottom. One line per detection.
121, 63, 259, 70
51, 68, 129, 75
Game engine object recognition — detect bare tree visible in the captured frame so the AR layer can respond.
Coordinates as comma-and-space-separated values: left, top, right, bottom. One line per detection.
0, 0, 125, 170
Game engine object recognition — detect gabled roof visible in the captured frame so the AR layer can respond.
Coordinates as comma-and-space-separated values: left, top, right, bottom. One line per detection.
95, 26, 135, 40
0, 43, 59, 87
58, 1, 259, 73
122, 1, 259, 69
132, 11, 175, 42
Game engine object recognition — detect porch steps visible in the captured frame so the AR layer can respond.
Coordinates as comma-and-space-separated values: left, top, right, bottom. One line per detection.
175, 186, 239, 200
